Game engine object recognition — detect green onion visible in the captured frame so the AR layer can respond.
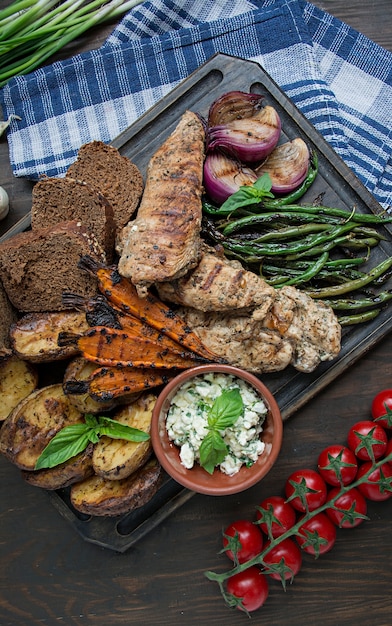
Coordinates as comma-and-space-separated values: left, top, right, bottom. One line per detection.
0, 0, 144, 86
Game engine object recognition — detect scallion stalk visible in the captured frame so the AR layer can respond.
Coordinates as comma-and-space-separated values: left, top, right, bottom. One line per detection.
0, 0, 145, 87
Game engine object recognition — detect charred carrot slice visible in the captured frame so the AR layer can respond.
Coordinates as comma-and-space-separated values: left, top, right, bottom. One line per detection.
87, 366, 173, 401
60, 326, 207, 369
78, 255, 224, 362
63, 290, 207, 361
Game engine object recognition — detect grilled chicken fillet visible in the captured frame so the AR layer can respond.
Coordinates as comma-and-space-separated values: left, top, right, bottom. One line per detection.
179, 286, 341, 374
156, 249, 275, 314
118, 111, 205, 297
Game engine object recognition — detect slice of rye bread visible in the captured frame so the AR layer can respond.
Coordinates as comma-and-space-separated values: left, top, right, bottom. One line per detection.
0, 220, 106, 313
0, 278, 17, 359
31, 177, 116, 262
66, 141, 144, 233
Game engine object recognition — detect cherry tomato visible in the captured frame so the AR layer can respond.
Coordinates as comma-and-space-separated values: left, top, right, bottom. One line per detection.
262, 537, 302, 581
222, 520, 264, 564
255, 496, 297, 539
356, 460, 392, 501
347, 421, 388, 461
226, 566, 269, 613
317, 444, 358, 486
371, 389, 392, 429
326, 487, 367, 528
284, 469, 327, 512
296, 512, 337, 557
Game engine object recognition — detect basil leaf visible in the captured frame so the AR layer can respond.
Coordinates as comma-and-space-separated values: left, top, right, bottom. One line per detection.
219, 187, 261, 213
218, 174, 275, 213
253, 173, 274, 193
209, 388, 244, 430
97, 416, 150, 441
84, 413, 99, 428
35, 424, 91, 470
199, 432, 228, 474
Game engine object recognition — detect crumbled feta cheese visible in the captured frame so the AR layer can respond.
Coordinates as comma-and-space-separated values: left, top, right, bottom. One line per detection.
166, 373, 268, 475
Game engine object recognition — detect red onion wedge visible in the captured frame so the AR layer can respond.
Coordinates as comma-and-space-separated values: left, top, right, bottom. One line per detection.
207, 91, 265, 126
255, 138, 310, 193
203, 151, 258, 205
207, 105, 281, 163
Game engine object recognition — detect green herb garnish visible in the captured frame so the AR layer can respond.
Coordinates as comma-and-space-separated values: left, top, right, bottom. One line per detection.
199, 388, 244, 474
35, 413, 150, 470
218, 174, 275, 214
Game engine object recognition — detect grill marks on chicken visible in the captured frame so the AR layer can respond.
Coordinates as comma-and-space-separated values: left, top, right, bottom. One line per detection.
156, 250, 275, 315
173, 260, 341, 373
180, 307, 294, 373
118, 111, 205, 297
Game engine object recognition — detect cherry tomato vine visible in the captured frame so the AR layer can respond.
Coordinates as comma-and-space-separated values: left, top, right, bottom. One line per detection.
204, 389, 392, 615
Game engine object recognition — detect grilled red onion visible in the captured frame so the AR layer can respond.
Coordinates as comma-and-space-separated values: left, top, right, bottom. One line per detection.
207, 91, 265, 126
255, 138, 310, 193
207, 105, 281, 163
203, 151, 258, 205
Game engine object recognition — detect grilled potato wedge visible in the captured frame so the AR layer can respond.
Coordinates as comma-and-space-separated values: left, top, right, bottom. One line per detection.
70, 458, 163, 516
63, 356, 118, 413
21, 444, 94, 490
92, 392, 156, 480
10, 310, 89, 362
0, 355, 38, 422
0, 384, 85, 470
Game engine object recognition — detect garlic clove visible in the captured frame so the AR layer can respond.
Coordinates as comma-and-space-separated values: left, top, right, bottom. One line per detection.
203, 151, 257, 205
0, 186, 10, 220
207, 105, 281, 163
255, 138, 310, 193
0, 114, 22, 138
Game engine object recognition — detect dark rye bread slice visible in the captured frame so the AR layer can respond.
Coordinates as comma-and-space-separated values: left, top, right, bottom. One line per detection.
0, 221, 105, 313
66, 141, 144, 233
31, 177, 116, 262
0, 278, 17, 359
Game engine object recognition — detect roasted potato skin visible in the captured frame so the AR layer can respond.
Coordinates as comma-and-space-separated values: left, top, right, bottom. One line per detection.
63, 356, 118, 413
21, 444, 94, 490
0, 355, 38, 422
10, 310, 89, 362
0, 384, 85, 470
70, 458, 163, 516
92, 393, 156, 480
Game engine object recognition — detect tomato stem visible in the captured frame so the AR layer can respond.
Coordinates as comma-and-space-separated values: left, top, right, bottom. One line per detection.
204, 449, 392, 591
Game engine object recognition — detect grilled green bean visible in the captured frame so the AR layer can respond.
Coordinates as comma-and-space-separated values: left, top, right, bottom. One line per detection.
338, 309, 381, 326
322, 291, 392, 310
251, 223, 331, 244
305, 257, 392, 298
226, 223, 357, 257
260, 203, 392, 224
221, 211, 345, 236
271, 252, 329, 286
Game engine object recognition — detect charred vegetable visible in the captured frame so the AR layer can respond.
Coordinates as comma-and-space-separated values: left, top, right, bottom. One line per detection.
255, 138, 310, 194
207, 91, 265, 126
207, 105, 281, 163
58, 326, 209, 369
78, 255, 225, 363
203, 151, 257, 205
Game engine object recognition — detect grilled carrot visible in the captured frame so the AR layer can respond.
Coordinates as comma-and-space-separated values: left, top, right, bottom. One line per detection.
78, 255, 224, 362
59, 326, 207, 369
86, 366, 174, 401
63, 290, 207, 362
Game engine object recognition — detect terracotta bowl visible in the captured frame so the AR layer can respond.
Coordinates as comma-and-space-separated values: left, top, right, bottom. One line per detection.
150, 364, 283, 496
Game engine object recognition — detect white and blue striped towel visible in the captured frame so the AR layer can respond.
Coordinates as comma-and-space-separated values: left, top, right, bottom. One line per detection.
1, 0, 391, 211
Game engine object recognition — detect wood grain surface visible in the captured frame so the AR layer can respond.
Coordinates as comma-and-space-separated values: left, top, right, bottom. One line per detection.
1, 2, 391, 625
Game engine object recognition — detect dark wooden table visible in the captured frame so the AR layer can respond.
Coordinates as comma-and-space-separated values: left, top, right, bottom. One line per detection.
1, 2, 391, 625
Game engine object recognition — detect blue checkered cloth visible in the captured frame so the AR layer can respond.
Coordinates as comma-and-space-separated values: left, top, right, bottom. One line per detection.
1, 0, 391, 211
